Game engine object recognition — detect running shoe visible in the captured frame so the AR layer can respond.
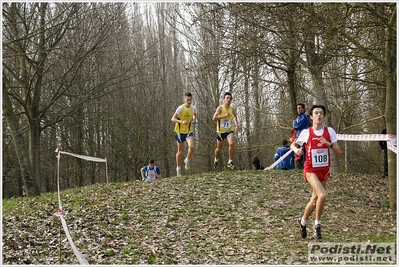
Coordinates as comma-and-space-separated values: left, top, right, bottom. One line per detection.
213, 160, 219, 169
227, 161, 235, 170
176, 168, 182, 177
314, 224, 322, 239
184, 158, 190, 170
297, 218, 307, 238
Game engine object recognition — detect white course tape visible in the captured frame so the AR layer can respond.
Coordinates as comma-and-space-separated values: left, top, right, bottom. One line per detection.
55, 148, 90, 265
264, 149, 293, 170
388, 142, 397, 154
55, 147, 108, 184
337, 134, 397, 153
55, 212, 90, 265
265, 134, 397, 170
56, 149, 106, 162
336, 134, 394, 141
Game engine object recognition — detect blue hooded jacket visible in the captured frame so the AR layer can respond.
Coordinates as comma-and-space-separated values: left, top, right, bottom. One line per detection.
294, 112, 309, 138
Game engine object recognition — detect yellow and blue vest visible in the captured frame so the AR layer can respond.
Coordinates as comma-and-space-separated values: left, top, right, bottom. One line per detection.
216, 105, 234, 134
174, 104, 194, 134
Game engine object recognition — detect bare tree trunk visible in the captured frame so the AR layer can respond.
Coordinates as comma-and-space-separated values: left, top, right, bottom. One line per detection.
385, 7, 396, 211
302, 9, 342, 171
386, 47, 396, 210
252, 60, 261, 148
2, 83, 40, 196
340, 3, 396, 210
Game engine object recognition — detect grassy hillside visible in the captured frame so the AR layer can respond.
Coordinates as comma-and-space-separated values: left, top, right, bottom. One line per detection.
2, 169, 396, 265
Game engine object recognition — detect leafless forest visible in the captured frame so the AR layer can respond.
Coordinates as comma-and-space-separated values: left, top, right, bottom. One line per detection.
2, 3, 396, 205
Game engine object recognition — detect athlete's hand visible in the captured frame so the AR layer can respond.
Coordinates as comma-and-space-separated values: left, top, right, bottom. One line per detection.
318, 137, 329, 146
295, 147, 303, 156
192, 119, 197, 124
225, 113, 230, 118
181, 120, 188, 125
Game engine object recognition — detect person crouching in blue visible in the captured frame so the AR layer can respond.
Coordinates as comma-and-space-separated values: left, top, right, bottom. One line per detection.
274, 139, 295, 170
141, 160, 162, 181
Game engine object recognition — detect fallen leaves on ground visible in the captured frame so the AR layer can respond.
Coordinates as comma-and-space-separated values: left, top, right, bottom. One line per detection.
2, 170, 396, 264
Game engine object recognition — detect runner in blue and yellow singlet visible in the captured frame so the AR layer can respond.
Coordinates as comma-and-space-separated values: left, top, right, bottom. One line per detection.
212, 92, 240, 170
171, 92, 197, 177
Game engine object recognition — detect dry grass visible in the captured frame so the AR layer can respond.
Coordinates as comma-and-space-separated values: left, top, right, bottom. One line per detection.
2, 169, 396, 264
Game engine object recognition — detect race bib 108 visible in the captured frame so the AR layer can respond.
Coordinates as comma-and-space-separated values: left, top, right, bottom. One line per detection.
311, 148, 329, 168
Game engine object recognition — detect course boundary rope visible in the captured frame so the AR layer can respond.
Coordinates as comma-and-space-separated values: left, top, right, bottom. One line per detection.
55, 210, 90, 265
265, 134, 397, 170
264, 149, 293, 170
336, 134, 397, 154
54, 146, 107, 265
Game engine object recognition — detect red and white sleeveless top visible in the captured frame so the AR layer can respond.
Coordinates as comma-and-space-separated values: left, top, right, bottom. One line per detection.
304, 127, 331, 171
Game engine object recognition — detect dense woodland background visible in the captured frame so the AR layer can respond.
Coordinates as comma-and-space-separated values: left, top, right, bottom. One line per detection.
2, 3, 397, 204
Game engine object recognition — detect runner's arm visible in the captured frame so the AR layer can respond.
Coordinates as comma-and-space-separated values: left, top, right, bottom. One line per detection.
212, 106, 225, 121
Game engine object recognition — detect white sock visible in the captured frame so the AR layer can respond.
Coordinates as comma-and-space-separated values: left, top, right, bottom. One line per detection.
215, 158, 219, 162
185, 158, 189, 162
301, 217, 307, 226
315, 220, 321, 226
177, 166, 181, 170
228, 159, 233, 163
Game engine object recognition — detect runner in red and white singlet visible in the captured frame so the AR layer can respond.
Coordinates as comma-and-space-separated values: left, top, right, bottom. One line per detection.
291, 105, 342, 240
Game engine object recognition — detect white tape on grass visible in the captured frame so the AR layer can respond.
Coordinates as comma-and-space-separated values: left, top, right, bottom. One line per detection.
55, 148, 93, 265
58, 214, 90, 265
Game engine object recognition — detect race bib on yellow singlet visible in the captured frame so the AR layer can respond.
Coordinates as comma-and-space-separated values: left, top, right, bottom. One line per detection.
311, 148, 329, 168
221, 119, 231, 130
